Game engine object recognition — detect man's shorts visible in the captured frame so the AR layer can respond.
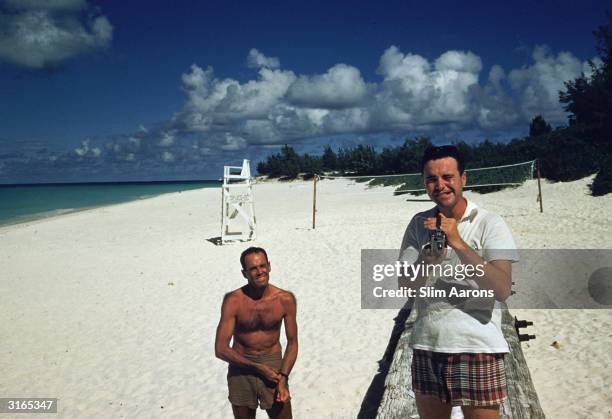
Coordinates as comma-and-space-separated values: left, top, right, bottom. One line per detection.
411, 349, 506, 407
227, 352, 284, 410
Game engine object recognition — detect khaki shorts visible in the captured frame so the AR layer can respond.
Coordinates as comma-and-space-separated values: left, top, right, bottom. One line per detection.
227, 352, 284, 410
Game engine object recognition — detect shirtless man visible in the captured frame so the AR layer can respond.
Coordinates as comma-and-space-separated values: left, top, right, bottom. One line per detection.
215, 247, 298, 419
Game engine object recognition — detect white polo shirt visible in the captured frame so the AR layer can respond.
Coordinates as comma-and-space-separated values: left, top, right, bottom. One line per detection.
399, 199, 518, 353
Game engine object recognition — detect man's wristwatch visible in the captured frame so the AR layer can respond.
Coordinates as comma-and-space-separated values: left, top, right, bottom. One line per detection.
279, 371, 289, 380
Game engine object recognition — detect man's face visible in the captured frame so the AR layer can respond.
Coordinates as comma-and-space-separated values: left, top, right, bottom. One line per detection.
423, 157, 466, 210
242, 252, 271, 289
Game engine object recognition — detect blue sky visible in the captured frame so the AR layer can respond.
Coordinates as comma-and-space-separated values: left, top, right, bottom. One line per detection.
0, 0, 609, 183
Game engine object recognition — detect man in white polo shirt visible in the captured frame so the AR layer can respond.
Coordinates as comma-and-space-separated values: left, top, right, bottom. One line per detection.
399, 145, 518, 419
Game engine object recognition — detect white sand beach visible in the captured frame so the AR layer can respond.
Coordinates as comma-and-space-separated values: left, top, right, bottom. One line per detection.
1, 176, 611, 418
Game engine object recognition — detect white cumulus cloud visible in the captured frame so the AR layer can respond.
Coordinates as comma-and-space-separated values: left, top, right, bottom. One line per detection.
508, 45, 596, 123
219, 133, 247, 151
435, 50, 482, 73
110, 44, 594, 161
74, 139, 101, 157
173, 63, 296, 144
374, 47, 482, 127
158, 131, 175, 147
286, 64, 368, 109
161, 151, 175, 162
247, 48, 280, 69
0, 0, 113, 69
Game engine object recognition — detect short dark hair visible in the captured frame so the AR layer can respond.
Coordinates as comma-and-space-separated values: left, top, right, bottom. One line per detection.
240, 246, 269, 269
420, 145, 465, 174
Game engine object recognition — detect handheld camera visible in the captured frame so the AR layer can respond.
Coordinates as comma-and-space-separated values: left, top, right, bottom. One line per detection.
426, 212, 446, 257
429, 229, 446, 257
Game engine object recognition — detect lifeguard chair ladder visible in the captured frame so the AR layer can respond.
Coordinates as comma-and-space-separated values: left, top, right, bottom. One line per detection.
221, 159, 256, 244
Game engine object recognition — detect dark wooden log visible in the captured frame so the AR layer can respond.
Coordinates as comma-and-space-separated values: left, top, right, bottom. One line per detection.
375, 306, 419, 418
499, 308, 545, 418
376, 305, 546, 418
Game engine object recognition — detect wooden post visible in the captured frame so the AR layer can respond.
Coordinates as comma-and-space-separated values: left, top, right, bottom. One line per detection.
312, 175, 318, 229
536, 159, 543, 213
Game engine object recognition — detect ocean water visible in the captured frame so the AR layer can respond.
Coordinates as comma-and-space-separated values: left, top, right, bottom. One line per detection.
0, 181, 220, 226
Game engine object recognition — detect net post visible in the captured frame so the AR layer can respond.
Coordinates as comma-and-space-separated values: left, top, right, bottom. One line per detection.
312, 174, 318, 229
536, 159, 543, 213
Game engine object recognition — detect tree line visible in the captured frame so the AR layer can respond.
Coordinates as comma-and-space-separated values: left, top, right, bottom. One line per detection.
257, 12, 612, 196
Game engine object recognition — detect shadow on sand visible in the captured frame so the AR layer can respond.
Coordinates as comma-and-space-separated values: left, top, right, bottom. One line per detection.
206, 236, 223, 246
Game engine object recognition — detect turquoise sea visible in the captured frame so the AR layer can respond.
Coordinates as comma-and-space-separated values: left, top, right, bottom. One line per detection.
0, 181, 220, 226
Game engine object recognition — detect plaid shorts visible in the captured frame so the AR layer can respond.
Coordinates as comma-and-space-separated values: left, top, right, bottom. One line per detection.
411, 349, 506, 407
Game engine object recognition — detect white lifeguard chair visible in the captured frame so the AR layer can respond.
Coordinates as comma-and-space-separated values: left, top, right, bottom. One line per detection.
221, 159, 256, 244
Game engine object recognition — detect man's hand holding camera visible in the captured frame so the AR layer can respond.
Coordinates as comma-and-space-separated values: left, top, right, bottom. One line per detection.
422, 213, 512, 301
423, 213, 467, 252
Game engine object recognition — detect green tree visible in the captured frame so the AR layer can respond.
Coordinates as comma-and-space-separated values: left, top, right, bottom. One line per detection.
591, 156, 612, 196
557, 11, 612, 194
529, 115, 552, 137
256, 160, 268, 175
348, 144, 379, 175
280, 145, 300, 178
336, 147, 349, 172
560, 11, 612, 127
266, 154, 284, 178
379, 146, 401, 174
300, 154, 322, 178
321, 145, 337, 171
403, 137, 433, 172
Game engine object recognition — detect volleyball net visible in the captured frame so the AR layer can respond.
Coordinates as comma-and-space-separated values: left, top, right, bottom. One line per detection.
319, 160, 536, 195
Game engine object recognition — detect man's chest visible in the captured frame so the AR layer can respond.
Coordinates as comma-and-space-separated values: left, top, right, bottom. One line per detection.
235, 301, 284, 332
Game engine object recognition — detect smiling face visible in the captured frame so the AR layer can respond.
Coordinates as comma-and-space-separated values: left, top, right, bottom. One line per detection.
423, 157, 467, 212
241, 251, 271, 290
